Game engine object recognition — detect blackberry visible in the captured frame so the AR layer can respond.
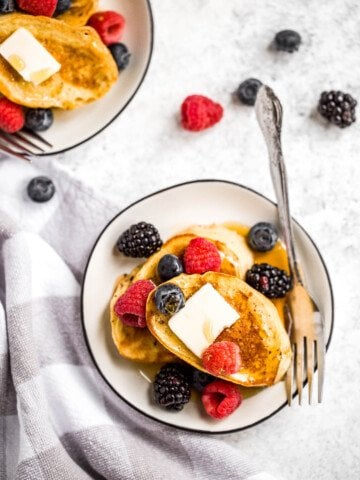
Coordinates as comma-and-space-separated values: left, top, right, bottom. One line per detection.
236, 78, 262, 106
157, 254, 183, 281
154, 283, 185, 315
191, 369, 215, 393
27, 176, 55, 203
25, 108, 53, 132
247, 222, 278, 252
246, 263, 291, 298
318, 90, 356, 128
116, 222, 162, 258
153, 363, 191, 411
54, 0, 72, 16
274, 30, 301, 53
108, 43, 131, 71
0, 0, 15, 13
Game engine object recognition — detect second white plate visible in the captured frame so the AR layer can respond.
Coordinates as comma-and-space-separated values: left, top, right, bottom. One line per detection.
81, 180, 334, 433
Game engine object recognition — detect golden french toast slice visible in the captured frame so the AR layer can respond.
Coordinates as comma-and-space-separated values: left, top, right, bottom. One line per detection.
57, 0, 98, 26
146, 272, 291, 387
132, 232, 249, 283
110, 268, 176, 363
0, 14, 118, 109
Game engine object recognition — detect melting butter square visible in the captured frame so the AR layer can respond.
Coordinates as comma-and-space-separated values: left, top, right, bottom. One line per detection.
168, 283, 239, 357
0, 27, 60, 85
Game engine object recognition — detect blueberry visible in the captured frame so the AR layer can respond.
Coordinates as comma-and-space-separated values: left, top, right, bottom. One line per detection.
108, 43, 131, 71
247, 222, 278, 252
27, 176, 55, 203
54, 0, 72, 16
0, 0, 15, 13
157, 254, 183, 281
236, 78, 262, 106
274, 30, 301, 53
191, 369, 214, 393
154, 284, 185, 315
25, 109, 53, 132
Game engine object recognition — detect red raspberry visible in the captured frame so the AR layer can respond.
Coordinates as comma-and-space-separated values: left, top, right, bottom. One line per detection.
201, 380, 242, 419
17, 0, 57, 16
181, 95, 223, 132
0, 98, 24, 134
183, 237, 221, 274
202, 341, 241, 376
88, 11, 126, 46
114, 279, 155, 328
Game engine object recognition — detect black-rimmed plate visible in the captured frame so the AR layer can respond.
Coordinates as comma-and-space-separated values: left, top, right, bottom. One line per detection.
41, 0, 153, 155
81, 180, 334, 434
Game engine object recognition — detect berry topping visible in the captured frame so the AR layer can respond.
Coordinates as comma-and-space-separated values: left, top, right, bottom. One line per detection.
88, 11, 126, 46
202, 341, 241, 376
183, 237, 221, 274
246, 263, 291, 298
274, 29, 301, 53
54, 0, 71, 16
116, 222, 163, 258
181, 95, 223, 132
108, 43, 131, 71
247, 222, 278, 252
25, 108, 53, 132
27, 176, 55, 203
0, 97, 24, 133
201, 380, 242, 419
114, 279, 155, 328
17, 0, 57, 16
236, 78, 262, 106
318, 90, 357, 128
154, 283, 185, 315
157, 254, 184, 281
153, 363, 191, 411
0, 0, 15, 13
191, 369, 215, 393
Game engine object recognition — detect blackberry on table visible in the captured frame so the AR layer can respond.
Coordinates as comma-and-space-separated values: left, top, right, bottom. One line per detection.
236, 78, 262, 106
153, 363, 191, 411
246, 263, 291, 298
274, 30, 301, 52
116, 222, 162, 258
318, 90, 356, 128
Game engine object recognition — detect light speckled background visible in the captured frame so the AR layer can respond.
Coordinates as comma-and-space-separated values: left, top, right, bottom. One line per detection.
43, 0, 360, 478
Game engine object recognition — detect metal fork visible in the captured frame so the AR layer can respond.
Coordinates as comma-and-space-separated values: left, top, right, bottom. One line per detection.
255, 85, 325, 405
0, 129, 53, 161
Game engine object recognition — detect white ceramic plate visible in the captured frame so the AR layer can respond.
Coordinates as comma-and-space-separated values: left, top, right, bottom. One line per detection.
41, 0, 153, 155
81, 180, 334, 434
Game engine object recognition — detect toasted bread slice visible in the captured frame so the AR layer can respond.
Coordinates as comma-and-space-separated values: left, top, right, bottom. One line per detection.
132, 231, 251, 284
110, 267, 176, 363
57, 0, 98, 27
0, 14, 118, 109
146, 272, 291, 386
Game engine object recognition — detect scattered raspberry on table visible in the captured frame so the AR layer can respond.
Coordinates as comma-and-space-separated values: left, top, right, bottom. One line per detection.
181, 95, 223, 132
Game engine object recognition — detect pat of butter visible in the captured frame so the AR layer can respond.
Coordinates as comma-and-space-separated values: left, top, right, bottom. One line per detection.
168, 283, 239, 357
0, 28, 60, 85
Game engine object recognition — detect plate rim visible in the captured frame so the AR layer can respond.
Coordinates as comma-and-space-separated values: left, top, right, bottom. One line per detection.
80, 179, 335, 434
42, 0, 154, 157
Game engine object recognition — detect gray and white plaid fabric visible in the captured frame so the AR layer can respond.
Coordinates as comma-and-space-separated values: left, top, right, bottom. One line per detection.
0, 157, 279, 480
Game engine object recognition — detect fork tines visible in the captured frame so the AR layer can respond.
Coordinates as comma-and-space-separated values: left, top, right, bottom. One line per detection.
0, 129, 52, 161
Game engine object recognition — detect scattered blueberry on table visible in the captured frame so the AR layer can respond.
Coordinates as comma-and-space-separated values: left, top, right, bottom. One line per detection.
236, 78, 263, 106
274, 29, 302, 52
27, 176, 56, 203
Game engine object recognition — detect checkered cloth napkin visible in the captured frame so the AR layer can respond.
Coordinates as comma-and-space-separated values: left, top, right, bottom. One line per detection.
0, 157, 279, 480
